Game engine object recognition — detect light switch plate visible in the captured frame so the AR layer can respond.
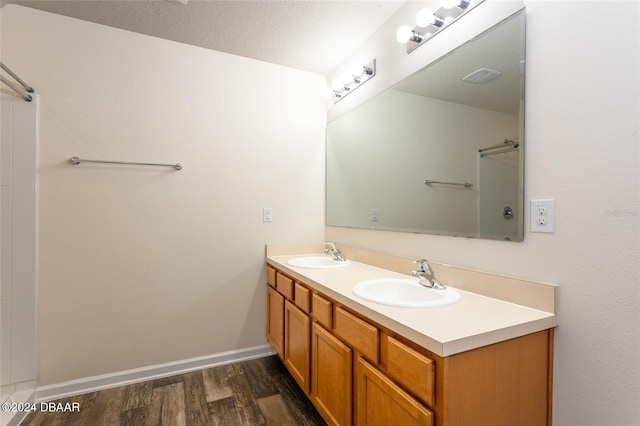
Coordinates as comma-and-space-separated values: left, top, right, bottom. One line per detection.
263, 208, 272, 223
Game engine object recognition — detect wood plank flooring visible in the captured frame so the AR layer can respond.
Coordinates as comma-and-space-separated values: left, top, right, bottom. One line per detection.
23, 355, 326, 426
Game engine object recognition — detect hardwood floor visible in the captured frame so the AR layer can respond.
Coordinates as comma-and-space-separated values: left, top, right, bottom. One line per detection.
23, 355, 326, 426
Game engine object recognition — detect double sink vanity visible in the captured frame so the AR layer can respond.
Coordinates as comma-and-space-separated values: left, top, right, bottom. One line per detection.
265, 242, 557, 426
275, 3, 540, 424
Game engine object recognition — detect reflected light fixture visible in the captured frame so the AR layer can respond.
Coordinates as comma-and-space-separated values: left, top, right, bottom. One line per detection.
396, 0, 483, 53
326, 59, 376, 103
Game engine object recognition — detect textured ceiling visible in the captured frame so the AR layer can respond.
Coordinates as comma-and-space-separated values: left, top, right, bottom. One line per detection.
0, 0, 406, 75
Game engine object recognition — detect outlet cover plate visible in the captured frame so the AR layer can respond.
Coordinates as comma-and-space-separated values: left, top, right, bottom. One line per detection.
530, 199, 555, 233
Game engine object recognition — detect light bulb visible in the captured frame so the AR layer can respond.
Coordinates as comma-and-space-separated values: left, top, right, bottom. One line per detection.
340, 72, 353, 85
350, 64, 364, 77
416, 8, 435, 27
323, 87, 335, 99
396, 25, 413, 43
440, 0, 458, 9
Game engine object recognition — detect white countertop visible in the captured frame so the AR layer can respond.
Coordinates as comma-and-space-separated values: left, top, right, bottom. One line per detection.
267, 254, 557, 357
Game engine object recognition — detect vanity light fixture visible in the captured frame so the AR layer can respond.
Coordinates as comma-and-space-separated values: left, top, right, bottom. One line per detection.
327, 59, 376, 103
416, 8, 445, 28
397, 0, 484, 54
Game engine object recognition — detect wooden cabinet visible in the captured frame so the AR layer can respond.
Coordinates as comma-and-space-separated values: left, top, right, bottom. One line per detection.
276, 273, 294, 300
356, 357, 433, 426
386, 336, 435, 407
311, 293, 332, 329
294, 282, 310, 313
311, 322, 352, 426
266, 263, 553, 426
284, 300, 311, 393
266, 285, 284, 359
334, 306, 379, 363
438, 330, 551, 426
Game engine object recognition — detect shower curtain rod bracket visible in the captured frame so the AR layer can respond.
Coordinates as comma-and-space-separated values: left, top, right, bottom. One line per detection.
0, 62, 34, 101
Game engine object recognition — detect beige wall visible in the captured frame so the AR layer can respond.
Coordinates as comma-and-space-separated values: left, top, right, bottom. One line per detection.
327, 1, 639, 425
1, 5, 326, 385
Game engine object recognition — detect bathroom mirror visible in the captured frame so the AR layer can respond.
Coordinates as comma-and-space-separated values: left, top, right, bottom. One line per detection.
327, 9, 525, 241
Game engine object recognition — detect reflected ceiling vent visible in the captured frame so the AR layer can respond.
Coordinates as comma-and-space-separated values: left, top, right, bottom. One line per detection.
462, 67, 501, 84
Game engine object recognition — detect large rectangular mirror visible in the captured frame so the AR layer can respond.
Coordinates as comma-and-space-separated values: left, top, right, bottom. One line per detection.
327, 9, 525, 241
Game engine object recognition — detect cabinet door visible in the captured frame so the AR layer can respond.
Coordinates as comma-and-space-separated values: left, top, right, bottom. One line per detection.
267, 286, 285, 359
356, 357, 433, 426
311, 322, 352, 426
284, 300, 311, 393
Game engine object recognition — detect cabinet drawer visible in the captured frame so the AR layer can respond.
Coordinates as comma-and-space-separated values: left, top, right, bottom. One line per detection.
276, 273, 294, 300
334, 307, 378, 363
387, 336, 435, 407
294, 282, 310, 314
311, 293, 332, 329
267, 266, 277, 288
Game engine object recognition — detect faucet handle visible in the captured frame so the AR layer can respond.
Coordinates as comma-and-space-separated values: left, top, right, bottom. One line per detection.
324, 242, 337, 253
413, 259, 431, 274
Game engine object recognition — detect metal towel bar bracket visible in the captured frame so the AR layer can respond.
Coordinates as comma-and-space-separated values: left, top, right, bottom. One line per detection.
69, 157, 182, 171
425, 179, 473, 188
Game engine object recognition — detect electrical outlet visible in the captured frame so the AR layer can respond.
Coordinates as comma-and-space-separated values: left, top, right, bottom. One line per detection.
530, 199, 554, 233
370, 208, 379, 222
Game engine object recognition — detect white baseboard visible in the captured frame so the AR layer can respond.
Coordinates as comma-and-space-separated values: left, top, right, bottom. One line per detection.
35, 344, 275, 402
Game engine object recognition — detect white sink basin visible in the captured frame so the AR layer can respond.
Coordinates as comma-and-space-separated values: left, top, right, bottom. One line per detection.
287, 256, 352, 269
353, 278, 461, 308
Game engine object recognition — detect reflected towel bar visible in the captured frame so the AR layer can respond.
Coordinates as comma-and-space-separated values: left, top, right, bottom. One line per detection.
480, 147, 519, 158
425, 179, 473, 188
69, 157, 182, 171
478, 139, 519, 153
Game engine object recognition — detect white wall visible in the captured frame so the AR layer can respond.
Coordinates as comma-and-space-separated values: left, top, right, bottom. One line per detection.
326, 1, 639, 425
0, 5, 326, 386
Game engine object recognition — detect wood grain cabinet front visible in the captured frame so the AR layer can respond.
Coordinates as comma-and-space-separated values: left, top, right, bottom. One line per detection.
333, 306, 378, 363
356, 357, 433, 426
311, 322, 352, 426
276, 272, 294, 300
266, 262, 553, 426
386, 336, 435, 407
267, 266, 277, 288
311, 293, 332, 329
266, 285, 285, 359
294, 282, 310, 314
284, 300, 311, 393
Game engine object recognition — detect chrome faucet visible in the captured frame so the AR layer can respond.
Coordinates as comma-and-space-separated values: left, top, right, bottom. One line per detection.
411, 259, 446, 290
324, 242, 346, 262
